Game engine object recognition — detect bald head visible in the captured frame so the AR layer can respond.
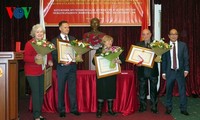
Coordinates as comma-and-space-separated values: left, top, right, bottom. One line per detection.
169, 29, 178, 35
141, 29, 152, 41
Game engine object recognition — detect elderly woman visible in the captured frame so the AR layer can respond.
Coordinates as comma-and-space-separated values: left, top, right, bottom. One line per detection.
24, 24, 53, 120
92, 35, 124, 118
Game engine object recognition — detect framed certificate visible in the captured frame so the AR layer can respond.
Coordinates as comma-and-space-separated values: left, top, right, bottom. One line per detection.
44, 66, 52, 93
94, 56, 121, 79
126, 45, 155, 68
57, 39, 75, 63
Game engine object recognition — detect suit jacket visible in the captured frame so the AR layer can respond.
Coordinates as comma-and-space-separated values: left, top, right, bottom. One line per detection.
162, 41, 189, 75
136, 41, 159, 78
51, 35, 76, 67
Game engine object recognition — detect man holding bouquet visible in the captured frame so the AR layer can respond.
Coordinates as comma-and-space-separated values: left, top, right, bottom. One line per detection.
135, 29, 159, 113
51, 21, 80, 117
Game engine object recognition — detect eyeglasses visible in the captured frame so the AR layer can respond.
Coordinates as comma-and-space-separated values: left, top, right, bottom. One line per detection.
169, 34, 178, 35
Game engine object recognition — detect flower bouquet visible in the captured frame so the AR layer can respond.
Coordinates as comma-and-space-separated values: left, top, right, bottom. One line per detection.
100, 46, 123, 68
31, 39, 56, 64
83, 33, 105, 48
70, 40, 93, 62
150, 38, 172, 62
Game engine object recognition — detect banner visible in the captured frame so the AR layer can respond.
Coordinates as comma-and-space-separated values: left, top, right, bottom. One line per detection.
42, 0, 150, 26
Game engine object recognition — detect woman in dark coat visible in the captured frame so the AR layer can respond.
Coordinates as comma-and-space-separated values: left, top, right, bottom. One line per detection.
92, 35, 124, 118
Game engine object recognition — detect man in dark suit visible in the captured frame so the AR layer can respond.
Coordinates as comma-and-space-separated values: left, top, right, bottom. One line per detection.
162, 29, 189, 116
51, 21, 80, 117
136, 29, 159, 113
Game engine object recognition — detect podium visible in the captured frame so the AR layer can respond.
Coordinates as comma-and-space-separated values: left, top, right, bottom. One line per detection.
0, 52, 23, 120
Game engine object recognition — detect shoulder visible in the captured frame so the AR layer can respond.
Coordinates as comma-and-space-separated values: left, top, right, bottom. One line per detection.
136, 41, 144, 46
25, 39, 33, 45
69, 35, 76, 40
51, 35, 61, 42
178, 41, 187, 46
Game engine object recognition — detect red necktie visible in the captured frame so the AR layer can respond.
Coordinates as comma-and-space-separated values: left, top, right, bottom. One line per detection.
173, 43, 177, 69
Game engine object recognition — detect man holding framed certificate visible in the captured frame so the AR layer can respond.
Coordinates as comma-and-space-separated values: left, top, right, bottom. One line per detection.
92, 35, 124, 118
51, 21, 80, 118
135, 29, 159, 114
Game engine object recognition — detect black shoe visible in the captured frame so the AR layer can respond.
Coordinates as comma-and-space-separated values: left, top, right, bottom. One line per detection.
39, 116, 46, 120
59, 112, 66, 117
96, 111, 102, 118
151, 108, 158, 114
108, 110, 117, 116
71, 111, 80, 116
181, 111, 189, 116
139, 106, 146, 112
165, 108, 172, 114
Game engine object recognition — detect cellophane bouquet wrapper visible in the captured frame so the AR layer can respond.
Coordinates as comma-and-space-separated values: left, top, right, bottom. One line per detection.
31, 40, 56, 64
150, 38, 172, 62
71, 46, 91, 62
70, 40, 93, 62
101, 46, 123, 68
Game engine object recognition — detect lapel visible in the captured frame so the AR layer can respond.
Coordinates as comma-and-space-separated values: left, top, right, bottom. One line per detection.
177, 41, 181, 59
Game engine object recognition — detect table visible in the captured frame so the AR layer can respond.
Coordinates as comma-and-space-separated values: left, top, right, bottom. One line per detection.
29, 70, 139, 116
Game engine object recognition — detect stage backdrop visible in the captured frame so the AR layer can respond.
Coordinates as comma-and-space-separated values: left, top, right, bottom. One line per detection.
42, 0, 150, 26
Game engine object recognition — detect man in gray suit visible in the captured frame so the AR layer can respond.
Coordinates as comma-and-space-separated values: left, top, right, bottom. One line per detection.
162, 29, 189, 116
51, 21, 80, 117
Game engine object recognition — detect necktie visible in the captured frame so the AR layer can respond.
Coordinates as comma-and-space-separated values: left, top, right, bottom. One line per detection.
145, 42, 150, 48
65, 35, 69, 41
173, 43, 177, 69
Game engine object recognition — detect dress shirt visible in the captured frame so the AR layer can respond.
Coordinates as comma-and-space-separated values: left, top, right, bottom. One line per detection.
60, 33, 69, 41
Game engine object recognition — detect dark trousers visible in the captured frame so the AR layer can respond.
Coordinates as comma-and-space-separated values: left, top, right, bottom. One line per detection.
139, 76, 158, 108
166, 70, 187, 111
57, 64, 77, 113
27, 74, 44, 119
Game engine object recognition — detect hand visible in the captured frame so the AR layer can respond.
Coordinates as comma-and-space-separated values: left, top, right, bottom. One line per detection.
63, 61, 72, 65
184, 71, 189, 77
48, 60, 53, 66
114, 58, 122, 64
136, 63, 142, 66
35, 54, 43, 60
132, 63, 142, 66
162, 74, 166, 80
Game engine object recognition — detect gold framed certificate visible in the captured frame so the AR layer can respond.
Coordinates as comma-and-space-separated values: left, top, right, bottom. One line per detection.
126, 45, 155, 68
57, 39, 75, 63
44, 66, 52, 93
94, 56, 121, 79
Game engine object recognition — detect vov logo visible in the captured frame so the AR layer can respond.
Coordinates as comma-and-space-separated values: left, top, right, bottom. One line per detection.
6, 7, 32, 19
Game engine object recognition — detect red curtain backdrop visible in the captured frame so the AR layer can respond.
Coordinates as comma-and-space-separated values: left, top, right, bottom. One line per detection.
1, 0, 200, 97
29, 70, 139, 115
157, 0, 200, 97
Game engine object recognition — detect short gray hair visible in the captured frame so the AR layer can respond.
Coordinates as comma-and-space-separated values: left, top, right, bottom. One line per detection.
30, 24, 45, 37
